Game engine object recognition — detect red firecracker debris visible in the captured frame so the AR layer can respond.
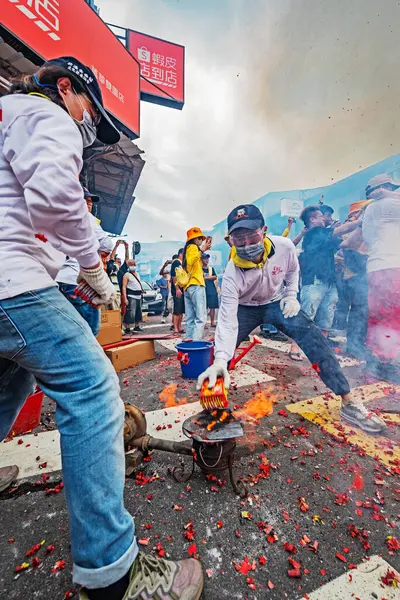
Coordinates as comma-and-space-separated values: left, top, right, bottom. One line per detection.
382, 568, 400, 586
335, 493, 350, 506
259, 555, 267, 565
154, 542, 165, 558
386, 535, 400, 553
64, 591, 76, 599
31, 557, 41, 569
336, 552, 347, 563
311, 363, 321, 373
52, 560, 66, 573
217, 521, 223, 529
297, 497, 309, 512
188, 543, 197, 557
15, 562, 30, 572
267, 580, 274, 589
283, 542, 297, 554
47, 544, 55, 554
35, 233, 48, 243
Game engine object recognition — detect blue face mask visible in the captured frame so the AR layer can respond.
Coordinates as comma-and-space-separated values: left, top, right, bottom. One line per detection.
235, 241, 264, 261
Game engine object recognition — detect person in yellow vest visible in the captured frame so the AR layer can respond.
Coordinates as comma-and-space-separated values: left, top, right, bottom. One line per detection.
182, 227, 212, 340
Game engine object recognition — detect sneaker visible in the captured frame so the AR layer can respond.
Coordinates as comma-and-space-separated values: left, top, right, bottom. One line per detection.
134, 326, 144, 333
340, 402, 387, 435
161, 319, 166, 324
79, 551, 203, 600
0, 465, 19, 493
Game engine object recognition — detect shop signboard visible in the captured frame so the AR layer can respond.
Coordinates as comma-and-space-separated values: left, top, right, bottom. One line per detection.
2, 0, 140, 138
128, 29, 184, 109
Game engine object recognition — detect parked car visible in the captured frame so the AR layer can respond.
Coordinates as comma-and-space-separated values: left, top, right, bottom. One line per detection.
141, 280, 164, 315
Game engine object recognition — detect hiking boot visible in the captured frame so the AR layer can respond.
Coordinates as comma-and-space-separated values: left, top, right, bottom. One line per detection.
79, 552, 203, 600
340, 402, 387, 435
0, 465, 19, 493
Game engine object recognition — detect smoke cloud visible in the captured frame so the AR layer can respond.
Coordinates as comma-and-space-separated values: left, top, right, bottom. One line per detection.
96, 0, 400, 241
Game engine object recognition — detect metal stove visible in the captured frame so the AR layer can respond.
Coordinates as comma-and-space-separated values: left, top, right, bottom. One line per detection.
173, 409, 246, 496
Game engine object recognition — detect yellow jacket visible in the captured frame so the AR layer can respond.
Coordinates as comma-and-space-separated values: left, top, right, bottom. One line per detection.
185, 244, 205, 288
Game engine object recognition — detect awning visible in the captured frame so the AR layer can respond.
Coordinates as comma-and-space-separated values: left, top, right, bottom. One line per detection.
0, 32, 145, 234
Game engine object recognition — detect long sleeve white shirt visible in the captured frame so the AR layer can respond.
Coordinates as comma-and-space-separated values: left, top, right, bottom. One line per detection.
215, 236, 299, 362
56, 214, 114, 285
0, 94, 99, 300
362, 192, 400, 273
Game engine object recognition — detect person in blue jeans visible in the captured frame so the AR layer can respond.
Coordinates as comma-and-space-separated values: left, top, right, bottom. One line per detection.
57, 186, 114, 336
0, 57, 203, 600
182, 227, 211, 340
289, 205, 357, 361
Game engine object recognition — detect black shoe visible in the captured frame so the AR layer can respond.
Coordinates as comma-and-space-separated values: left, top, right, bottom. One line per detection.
124, 328, 132, 335
266, 330, 288, 342
134, 326, 144, 333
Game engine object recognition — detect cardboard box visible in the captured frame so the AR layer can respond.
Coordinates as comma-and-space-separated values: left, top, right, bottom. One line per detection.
97, 310, 122, 346
100, 309, 121, 327
105, 340, 155, 372
141, 311, 149, 322
97, 324, 122, 347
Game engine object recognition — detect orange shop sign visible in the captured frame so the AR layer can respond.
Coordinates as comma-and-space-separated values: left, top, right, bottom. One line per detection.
2, 0, 140, 138
128, 29, 184, 109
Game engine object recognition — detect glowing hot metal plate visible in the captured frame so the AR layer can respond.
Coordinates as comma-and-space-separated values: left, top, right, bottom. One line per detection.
182, 409, 244, 443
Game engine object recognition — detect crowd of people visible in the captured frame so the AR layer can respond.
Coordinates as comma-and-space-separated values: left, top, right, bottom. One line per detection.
0, 53, 399, 600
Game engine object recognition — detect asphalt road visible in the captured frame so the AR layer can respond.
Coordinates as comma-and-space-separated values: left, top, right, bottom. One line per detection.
1, 316, 399, 600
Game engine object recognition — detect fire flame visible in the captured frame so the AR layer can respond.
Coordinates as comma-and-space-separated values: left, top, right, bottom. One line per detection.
159, 384, 187, 408
233, 390, 275, 422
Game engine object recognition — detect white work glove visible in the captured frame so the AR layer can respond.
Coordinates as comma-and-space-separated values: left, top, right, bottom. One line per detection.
280, 296, 300, 319
78, 264, 117, 306
197, 359, 230, 390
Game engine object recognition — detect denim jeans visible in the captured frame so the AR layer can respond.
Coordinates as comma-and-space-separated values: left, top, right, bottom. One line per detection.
58, 282, 101, 336
345, 274, 368, 358
236, 301, 350, 396
184, 285, 207, 340
0, 287, 137, 588
300, 280, 338, 331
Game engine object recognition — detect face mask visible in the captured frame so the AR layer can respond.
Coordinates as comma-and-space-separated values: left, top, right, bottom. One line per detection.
129, 266, 136, 273
74, 109, 97, 148
235, 241, 264, 261
60, 87, 98, 148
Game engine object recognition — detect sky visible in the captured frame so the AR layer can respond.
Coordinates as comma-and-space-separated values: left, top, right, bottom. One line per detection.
96, 0, 400, 243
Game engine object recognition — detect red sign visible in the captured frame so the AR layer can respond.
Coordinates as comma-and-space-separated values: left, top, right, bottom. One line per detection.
2, 0, 140, 138
128, 30, 184, 109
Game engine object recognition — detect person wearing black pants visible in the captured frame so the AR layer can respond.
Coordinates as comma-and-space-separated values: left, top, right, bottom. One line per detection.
235, 302, 349, 395
198, 203, 386, 435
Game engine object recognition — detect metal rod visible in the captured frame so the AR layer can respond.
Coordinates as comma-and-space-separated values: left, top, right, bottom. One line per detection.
129, 435, 193, 456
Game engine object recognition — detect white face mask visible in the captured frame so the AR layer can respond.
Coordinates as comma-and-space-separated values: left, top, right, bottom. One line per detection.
61, 88, 98, 148
74, 109, 97, 148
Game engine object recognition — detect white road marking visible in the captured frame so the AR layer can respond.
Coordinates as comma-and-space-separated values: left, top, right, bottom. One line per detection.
156, 338, 180, 352
258, 338, 362, 368
0, 402, 201, 479
300, 555, 400, 600
144, 401, 202, 442
0, 431, 61, 480
142, 323, 171, 330
230, 363, 275, 387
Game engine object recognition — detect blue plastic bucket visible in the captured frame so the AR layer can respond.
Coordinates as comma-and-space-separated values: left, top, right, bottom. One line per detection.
176, 341, 214, 379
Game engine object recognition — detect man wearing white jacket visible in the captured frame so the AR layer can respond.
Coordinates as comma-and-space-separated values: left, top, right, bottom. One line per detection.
198, 204, 386, 436
0, 57, 202, 600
